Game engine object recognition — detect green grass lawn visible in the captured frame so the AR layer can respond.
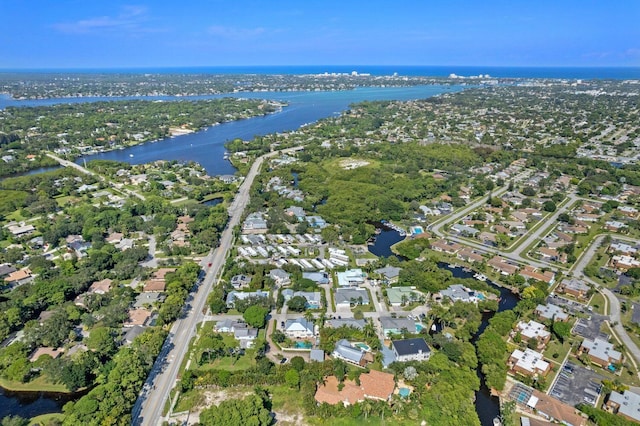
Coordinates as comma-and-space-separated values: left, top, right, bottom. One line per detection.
543, 338, 573, 364
0, 375, 68, 393
589, 292, 607, 315
29, 413, 65, 426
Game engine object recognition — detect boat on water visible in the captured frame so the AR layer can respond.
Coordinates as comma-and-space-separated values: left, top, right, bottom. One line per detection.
493, 417, 502, 426
129, 154, 134, 158
474, 273, 488, 282
462, 267, 472, 273
447, 263, 460, 269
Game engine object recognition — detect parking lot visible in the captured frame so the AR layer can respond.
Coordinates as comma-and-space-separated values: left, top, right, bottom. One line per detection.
572, 316, 609, 341
546, 294, 590, 315
549, 361, 605, 407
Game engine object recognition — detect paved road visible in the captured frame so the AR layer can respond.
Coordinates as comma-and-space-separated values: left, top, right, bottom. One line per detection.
133, 147, 302, 425
46, 152, 146, 201
571, 234, 640, 368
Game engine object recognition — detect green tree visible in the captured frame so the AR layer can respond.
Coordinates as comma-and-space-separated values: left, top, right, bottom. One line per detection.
285, 368, 300, 389
287, 296, 308, 312
243, 305, 269, 329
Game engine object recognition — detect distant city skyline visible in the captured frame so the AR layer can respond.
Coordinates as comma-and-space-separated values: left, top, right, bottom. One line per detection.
2, 0, 639, 69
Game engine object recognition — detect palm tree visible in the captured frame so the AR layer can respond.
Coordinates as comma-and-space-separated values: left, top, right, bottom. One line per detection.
362, 399, 373, 420
304, 310, 315, 324
363, 321, 376, 339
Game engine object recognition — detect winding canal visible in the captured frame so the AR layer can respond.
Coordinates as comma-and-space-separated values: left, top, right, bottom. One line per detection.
368, 230, 519, 426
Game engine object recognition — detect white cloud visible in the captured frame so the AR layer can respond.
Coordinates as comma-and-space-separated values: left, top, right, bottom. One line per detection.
52, 5, 155, 35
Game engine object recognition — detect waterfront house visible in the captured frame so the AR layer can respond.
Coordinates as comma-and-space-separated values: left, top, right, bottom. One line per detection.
515, 320, 551, 349
314, 370, 395, 406
430, 239, 462, 255
391, 338, 431, 362
374, 266, 402, 284
508, 348, 551, 377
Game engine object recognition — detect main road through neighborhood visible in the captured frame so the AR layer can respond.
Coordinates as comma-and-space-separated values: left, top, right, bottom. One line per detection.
132, 147, 302, 425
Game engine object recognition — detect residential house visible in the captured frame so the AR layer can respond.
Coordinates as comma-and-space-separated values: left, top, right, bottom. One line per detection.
7, 223, 35, 237
537, 247, 565, 263
557, 278, 590, 300
234, 327, 259, 348
88, 278, 112, 295
380, 317, 416, 337
535, 304, 569, 322
608, 242, 638, 256
122, 326, 146, 346
605, 390, 640, 423
610, 255, 640, 272
124, 308, 153, 328
326, 318, 366, 330
430, 239, 463, 255
605, 221, 628, 232
335, 287, 370, 307
457, 247, 485, 263
515, 320, 551, 349
519, 266, 556, 285
374, 266, 402, 284
0, 264, 17, 279
580, 337, 622, 368
331, 339, 369, 367
133, 292, 165, 309
305, 215, 327, 229
282, 290, 322, 309
243, 212, 268, 232
303, 271, 331, 284
518, 389, 587, 426
336, 269, 365, 287
451, 223, 480, 237
268, 269, 291, 287
617, 205, 639, 219
214, 319, 247, 333
226, 290, 269, 308
387, 287, 424, 306
3, 269, 33, 287
438, 284, 482, 304
392, 338, 431, 362
508, 348, 551, 377
285, 206, 306, 221
230, 274, 253, 289
488, 256, 519, 275
314, 370, 396, 406
284, 318, 317, 339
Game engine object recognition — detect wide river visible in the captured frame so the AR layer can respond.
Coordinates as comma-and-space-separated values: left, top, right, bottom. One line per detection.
2, 85, 463, 176
2, 84, 501, 421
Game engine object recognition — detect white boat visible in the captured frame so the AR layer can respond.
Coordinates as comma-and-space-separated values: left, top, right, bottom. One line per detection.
129, 154, 134, 158
474, 273, 487, 282
492, 417, 502, 426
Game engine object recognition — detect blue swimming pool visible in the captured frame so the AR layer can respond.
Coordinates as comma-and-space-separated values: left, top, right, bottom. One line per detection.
399, 387, 411, 398
294, 341, 312, 349
415, 323, 424, 332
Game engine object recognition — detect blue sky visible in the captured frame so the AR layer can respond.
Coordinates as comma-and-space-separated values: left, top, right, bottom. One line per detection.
2, 0, 639, 69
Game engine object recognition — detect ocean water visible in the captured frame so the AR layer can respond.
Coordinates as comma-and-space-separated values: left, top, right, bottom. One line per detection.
4, 65, 640, 80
